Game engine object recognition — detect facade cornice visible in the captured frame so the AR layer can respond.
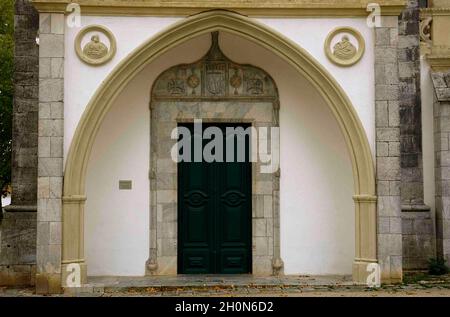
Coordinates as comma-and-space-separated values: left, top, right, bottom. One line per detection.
31, 0, 406, 17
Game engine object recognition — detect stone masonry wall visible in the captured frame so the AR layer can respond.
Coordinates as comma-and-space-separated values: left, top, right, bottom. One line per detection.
0, 212, 36, 285
11, 0, 39, 206
375, 16, 403, 283
432, 71, 450, 266
35, 13, 65, 294
0, 0, 38, 287
398, 0, 435, 270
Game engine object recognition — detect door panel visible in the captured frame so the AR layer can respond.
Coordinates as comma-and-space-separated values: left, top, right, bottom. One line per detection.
178, 123, 252, 274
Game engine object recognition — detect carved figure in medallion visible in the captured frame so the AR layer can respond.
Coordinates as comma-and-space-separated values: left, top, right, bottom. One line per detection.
333, 36, 357, 60
82, 35, 108, 60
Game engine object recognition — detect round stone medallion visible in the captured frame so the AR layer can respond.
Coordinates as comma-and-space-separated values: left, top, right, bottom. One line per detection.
75, 25, 117, 66
324, 27, 365, 67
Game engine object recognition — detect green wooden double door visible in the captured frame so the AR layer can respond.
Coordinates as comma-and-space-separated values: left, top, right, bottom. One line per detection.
178, 123, 252, 274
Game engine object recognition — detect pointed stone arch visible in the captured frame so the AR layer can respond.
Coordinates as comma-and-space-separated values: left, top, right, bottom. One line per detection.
62, 10, 377, 285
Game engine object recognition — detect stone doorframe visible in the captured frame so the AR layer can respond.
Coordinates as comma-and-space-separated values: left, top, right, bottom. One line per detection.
147, 32, 282, 275
54, 10, 378, 289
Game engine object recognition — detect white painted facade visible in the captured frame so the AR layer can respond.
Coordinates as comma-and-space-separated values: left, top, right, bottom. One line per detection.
64, 16, 376, 276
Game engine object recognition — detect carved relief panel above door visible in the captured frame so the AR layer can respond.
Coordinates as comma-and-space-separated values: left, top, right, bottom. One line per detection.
151, 32, 278, 100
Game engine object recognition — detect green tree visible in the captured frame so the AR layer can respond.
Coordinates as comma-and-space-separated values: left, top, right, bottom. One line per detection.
0, 0, 14, 206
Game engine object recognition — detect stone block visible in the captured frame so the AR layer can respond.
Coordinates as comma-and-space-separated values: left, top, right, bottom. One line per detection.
39, 79, 63, 102
37, 221, 50, 246
388, 101, 400, 127
377, 180, 389, 196
398, 35, 419, 49
376, 101, 388, 127
255, 181, 272, 195
37, 198, 62, 222
39, 119, 61, 137
161, 239, 177, 257
389, 142, 400, 157
50, 14, 64, 35
378, 196, 401, 217
39, 102, 51, 119
377, 157, 401, 181
38, 157, 63, 177
156, 173, 176, 190
38, 136, 50, 158
252, 256, 273, 276
377, 142, 389, 157
50, 137, 63, 158
39, 34, 64, 58
50, 102, 63, 118
39, 13, 50, 34
263, 195, 272, 218
161, 222, 176, 239
255, 218, 266, 237
377, 128, 400, 142
37, 176, 50, 198
49, 177, 62, 198
385, 64, 399, 85
378, 216, 390, 234
378, 233, 402, 257
380, 16, 398, 28
255, 237, 268, 256
157, 190, 176, 204
390, 217, 402, 234
49, 221, 62, 245
375, 48, 397, 64
375, 28, 390, 46
162, 203, 177, 222
39, 58, 50, 78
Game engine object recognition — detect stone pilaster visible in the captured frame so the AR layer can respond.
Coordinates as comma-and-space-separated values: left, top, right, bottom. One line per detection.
399, 0, 426, 207
432, 71, 450, 265
0, 0, 38, 287
35, 13, 64, 294
398, 0, 434, 271
375, 16, 403, 283
10, 0, 39, 207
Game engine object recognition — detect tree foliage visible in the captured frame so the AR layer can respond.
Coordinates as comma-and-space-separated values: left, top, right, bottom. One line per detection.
0, 0, 14, 198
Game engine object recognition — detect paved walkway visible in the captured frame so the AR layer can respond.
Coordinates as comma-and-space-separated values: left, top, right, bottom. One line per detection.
1, 273, 450, 297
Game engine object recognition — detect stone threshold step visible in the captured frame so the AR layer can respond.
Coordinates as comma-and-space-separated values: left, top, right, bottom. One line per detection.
64, 283, 364, 295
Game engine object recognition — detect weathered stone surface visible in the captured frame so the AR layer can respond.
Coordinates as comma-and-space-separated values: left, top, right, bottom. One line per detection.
0, 212, 37, 286
375, 17, 403, 283
434, 84, 450, 268
11, 0, 39, 207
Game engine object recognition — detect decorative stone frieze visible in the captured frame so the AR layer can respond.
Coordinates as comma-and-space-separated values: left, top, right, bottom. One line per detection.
31, 0, 406, 17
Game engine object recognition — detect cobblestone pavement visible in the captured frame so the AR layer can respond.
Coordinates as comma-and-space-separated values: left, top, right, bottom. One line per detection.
1, 273, 450, 297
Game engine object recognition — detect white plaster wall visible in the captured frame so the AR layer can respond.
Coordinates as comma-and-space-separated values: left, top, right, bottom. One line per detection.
421, 58, 435, 216
258, 18, 375, 157
64, 16, 182, 164
85, 32, 355, 276
85, 35, 211, 276
65, 16, 375, 163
